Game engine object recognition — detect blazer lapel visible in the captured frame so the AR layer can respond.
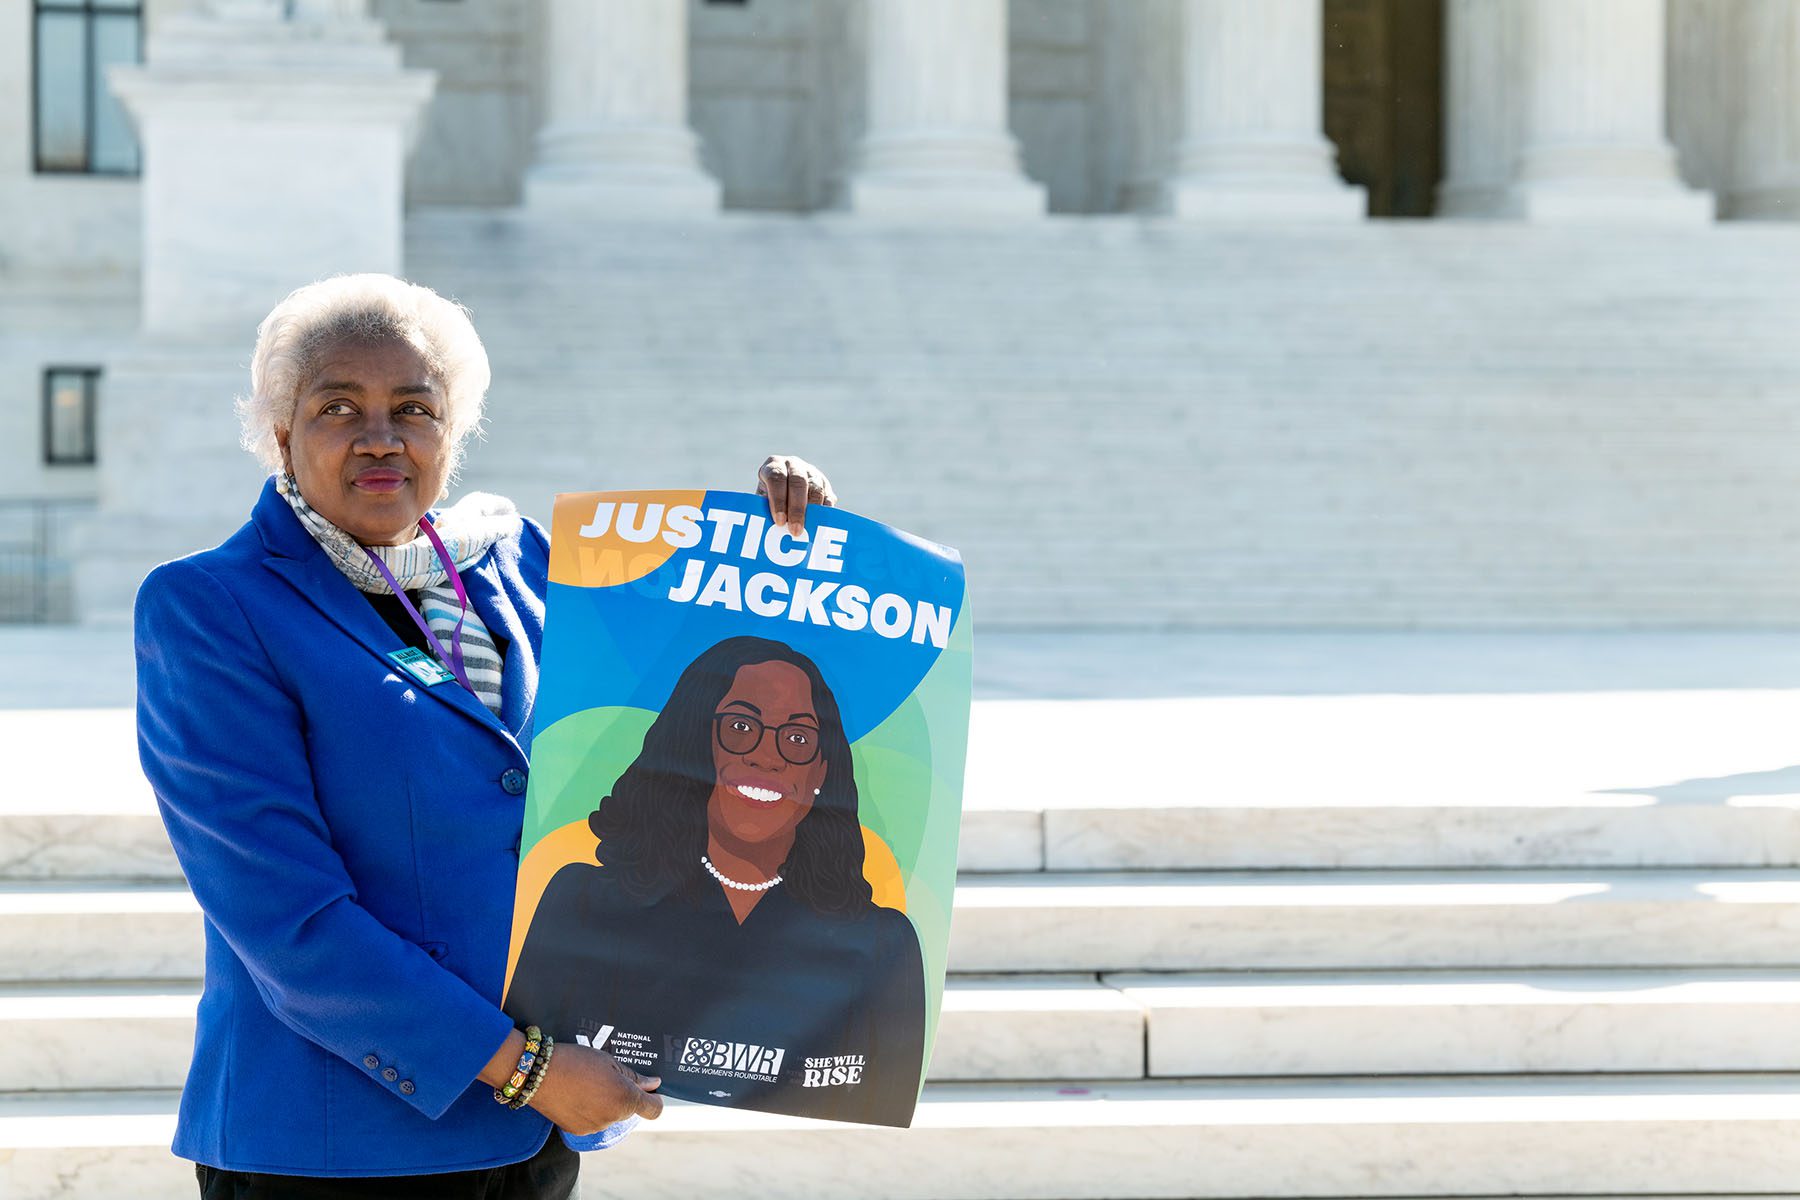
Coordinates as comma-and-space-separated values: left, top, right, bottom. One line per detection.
253, 479, 517, 744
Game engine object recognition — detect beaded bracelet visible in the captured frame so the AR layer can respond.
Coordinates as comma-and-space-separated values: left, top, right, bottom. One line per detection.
493, 1026, 543, 1105
509, 1034, 555, 1111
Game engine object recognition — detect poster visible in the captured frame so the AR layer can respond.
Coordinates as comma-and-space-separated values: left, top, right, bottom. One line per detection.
502, 489, 971, 1128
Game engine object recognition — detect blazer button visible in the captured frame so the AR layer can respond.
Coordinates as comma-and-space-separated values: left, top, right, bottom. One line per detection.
500, 768, 528, 796
399, 1080, 416, 1096
382, 1067, 399, 1082
363, 1055, 380, 1070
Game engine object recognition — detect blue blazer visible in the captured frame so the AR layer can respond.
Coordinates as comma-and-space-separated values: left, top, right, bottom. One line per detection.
135, 477, 559, 1176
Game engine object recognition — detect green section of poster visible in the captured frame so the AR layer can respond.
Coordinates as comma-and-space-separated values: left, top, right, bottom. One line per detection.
504, 489, 970, 1129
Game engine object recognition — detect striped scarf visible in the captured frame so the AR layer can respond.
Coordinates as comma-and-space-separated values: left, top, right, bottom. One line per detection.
279, 474, 515, 716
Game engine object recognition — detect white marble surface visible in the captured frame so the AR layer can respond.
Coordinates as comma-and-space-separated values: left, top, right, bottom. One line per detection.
933, 975, 1142, 1081
2, 1144, 189, 1200
965, 673, 1800, 871
1108, 968, 1800, 1077
0, 812, 180, 882
579, 1075, 1800, 1198
955, 808, 1042, 872
0, 1091, 187, 1200
1043, 800, 1800, 871
948, 868, 1800, 972
0, 983, 197, 1090
0, 709, 176, 878
0, 884, 201, 982
18, 1080, 1800, 1200
967, 687, 1800, 818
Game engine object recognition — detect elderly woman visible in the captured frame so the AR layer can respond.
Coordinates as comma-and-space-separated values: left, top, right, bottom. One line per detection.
134, 273, 837, 1199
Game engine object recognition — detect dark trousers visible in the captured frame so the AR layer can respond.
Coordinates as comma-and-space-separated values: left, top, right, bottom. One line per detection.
194, 1132, 579, 1200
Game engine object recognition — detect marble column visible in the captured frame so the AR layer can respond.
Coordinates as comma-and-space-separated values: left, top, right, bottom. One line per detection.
1167, 0, 1363, 221
1510, 0, 1713, 222
1438, 0, 1524, 217
523, 0, 720, 216
845, 0, 1045, 219
88, 2, 434, 621
1099, 0, 1184, 213
107, 1, 435, 335
1665, 0, 1737, 201
1725, 0, 1800, 219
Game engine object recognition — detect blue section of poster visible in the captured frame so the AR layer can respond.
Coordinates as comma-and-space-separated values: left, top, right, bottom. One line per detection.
535, 491, 964, 742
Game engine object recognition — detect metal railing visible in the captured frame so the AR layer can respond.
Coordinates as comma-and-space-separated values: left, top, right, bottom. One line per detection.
0, 498, 95, 623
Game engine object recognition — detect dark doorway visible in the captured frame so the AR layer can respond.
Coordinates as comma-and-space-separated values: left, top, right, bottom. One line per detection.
1323, 0, 1443, 217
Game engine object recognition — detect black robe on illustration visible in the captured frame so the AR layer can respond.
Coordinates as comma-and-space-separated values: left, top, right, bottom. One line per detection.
505, 862, 928, 1128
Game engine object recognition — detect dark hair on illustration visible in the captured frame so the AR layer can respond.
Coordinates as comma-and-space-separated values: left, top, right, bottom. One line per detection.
590, 636, 873, 917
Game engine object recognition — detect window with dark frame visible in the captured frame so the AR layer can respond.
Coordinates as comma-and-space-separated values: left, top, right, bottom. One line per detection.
33, 0, 143, 175
43, 367, 100, 466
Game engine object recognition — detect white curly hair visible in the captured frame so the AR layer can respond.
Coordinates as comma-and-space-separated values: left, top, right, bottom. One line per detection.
238, 273, 490, 485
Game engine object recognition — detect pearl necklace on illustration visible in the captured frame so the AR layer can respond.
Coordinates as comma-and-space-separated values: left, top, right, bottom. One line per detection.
701, 855, 783, 892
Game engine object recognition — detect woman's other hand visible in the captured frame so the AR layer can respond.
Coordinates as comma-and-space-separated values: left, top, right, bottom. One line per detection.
481, 1031, 662, 1133
756, 455, 837, 537
529, 1042, 664, 1134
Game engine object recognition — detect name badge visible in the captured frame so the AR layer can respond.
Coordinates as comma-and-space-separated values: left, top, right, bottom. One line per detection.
388, 647, 456, 687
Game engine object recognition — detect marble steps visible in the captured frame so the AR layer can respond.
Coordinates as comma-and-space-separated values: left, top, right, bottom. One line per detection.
403, 215, 1800, 295
18, 703, 1800, 880
17, 1076, 1800, 1200
0, 883, 201, 981
26, 966, 1800, 1093
966, 796, 1800, 872
947, 868, 1800, 973
0, 975, 1145, 1091
11, 797, 1800, 881
0, 809, 179, 882
1104, 967, 1800, 1076
0, 983, 198, 1092
307, 221, 1800, 630
15, 869, 1800, 983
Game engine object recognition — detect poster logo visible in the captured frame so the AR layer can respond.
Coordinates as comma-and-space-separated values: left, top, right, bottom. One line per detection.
677, 1036, 788, 1080
802, 1054, 866, 1088
574, 1024, 615, 1050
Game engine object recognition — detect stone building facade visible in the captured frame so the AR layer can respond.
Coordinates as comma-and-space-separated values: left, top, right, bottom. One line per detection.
5, 1, 1800, 625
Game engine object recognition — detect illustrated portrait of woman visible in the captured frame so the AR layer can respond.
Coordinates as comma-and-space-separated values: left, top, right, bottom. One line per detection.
505, 635, 928, 1128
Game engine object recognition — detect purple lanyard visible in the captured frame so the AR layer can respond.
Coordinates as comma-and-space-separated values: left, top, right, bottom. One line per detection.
363, 517, 474, 695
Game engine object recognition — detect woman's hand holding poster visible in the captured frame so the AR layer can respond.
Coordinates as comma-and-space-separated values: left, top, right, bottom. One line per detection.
503, 490, 971, 1129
